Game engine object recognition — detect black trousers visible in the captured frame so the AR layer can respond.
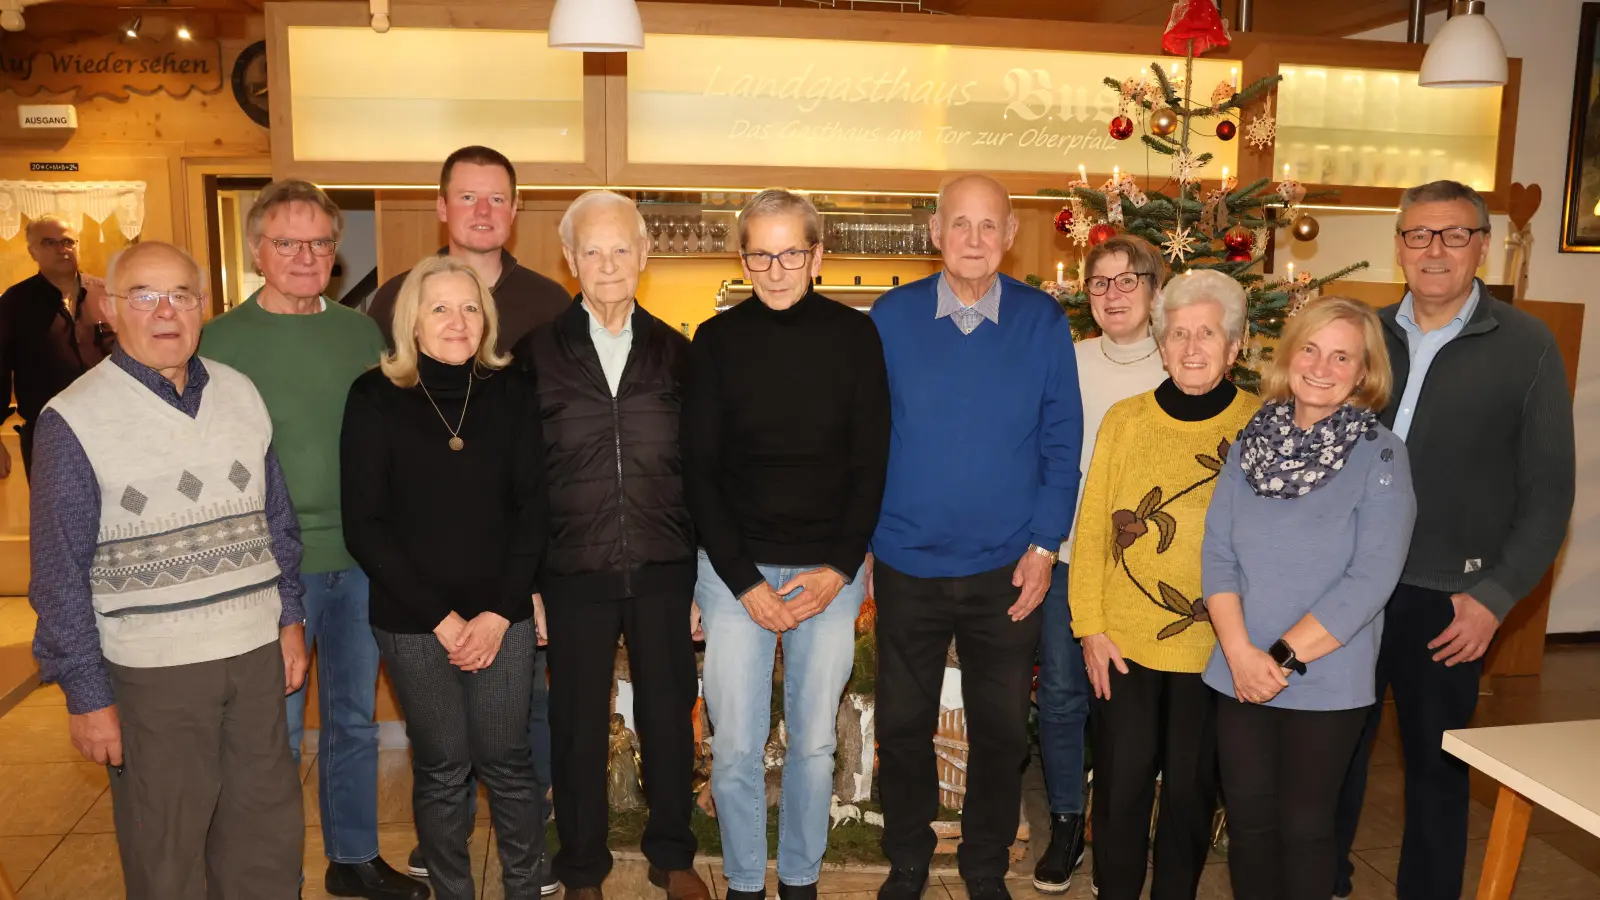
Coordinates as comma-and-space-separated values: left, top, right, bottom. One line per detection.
545, 588, 700, 888
1217, 695, 1367, 900
1090, 661, 1216, 900
376, 620, 541, 900
874, 560, 1043, 880
1333, 584, 1484, 900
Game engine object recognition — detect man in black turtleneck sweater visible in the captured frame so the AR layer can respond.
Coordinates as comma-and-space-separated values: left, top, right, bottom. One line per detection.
681, 190, 888, 900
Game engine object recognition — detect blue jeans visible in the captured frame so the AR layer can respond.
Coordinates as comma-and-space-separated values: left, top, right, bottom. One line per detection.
286, 567, 382, 864
697, 552, 867, 892
1036, 562, 1090, 815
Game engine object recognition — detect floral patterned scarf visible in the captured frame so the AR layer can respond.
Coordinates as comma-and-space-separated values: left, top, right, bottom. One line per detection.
1237, 401, 1376, 499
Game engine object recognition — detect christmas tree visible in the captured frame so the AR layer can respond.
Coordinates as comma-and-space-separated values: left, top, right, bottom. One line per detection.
1030, 0, 1369, 391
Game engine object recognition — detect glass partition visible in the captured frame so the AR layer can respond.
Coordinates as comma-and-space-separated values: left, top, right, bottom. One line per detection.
1273, 64, 1501, 190
287, 27, 586, 163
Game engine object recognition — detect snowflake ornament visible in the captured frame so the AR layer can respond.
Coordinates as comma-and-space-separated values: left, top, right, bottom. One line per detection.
1244, 96, 1277, 151
1069, 214, 1096, 247
1172, 149, 1201, 186
1163, 226, 1200, 264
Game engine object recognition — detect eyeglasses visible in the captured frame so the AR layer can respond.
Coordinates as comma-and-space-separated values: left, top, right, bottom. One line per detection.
114, 291, 202, 312
1397, 226, 1487, 250
262, 237, 339, 257
740, 246, 815, 272
39, 237, 78, 250
1086, 272, 1152, 295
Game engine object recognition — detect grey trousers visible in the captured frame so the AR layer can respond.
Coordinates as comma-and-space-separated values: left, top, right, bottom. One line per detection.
376, 619, 543, 900
106, 640, 304, 900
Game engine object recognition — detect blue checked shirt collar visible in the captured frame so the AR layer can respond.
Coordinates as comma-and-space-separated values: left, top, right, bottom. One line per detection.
935, 272, 1002, 335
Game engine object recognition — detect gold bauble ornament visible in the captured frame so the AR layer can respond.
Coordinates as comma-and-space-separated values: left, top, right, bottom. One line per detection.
1291, 214, 1321, 242
1150, 107, 1180, 137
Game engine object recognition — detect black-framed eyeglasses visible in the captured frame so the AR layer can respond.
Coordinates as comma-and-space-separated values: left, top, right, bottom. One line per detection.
741, 246, 815, 272
263, 237, 339, 258
40, 237, 78, 250
1086, 271, 1153, 295
1397, 226, 1487, 250
113, 290, 202, 312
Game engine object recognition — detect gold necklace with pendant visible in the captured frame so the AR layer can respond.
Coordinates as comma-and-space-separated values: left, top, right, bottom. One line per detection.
418, 369, 472, 451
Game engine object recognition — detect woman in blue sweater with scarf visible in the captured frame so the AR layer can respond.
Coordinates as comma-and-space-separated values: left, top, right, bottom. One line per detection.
1201, 296, 1417, 900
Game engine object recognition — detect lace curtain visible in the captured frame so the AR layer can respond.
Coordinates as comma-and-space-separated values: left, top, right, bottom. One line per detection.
0, 180, 148, 242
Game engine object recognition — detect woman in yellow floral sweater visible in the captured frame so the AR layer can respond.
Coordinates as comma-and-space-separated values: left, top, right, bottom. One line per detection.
1068, 269, 1258, 900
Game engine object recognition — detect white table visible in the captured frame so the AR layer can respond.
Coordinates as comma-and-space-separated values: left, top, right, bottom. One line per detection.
1443, 720, 1600, 899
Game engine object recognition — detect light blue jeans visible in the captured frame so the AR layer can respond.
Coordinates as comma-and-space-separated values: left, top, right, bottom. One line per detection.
286, 566, 382, 864
697, 551, 867, 892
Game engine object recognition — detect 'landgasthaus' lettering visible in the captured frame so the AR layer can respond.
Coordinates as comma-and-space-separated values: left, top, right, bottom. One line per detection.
704, 63, 977, 114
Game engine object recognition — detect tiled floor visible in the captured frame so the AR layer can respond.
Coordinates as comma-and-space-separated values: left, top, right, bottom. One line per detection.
4, 643, 1600, 897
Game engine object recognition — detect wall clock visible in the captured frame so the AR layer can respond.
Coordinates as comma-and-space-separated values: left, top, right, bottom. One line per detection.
232, 40, 269, 128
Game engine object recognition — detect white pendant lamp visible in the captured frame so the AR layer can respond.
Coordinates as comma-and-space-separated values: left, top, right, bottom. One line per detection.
1419, 1, 1508, 88
548, 0, 644, 52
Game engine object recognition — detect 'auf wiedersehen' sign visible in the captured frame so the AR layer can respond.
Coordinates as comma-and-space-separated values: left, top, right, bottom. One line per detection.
0, 34, 223, 101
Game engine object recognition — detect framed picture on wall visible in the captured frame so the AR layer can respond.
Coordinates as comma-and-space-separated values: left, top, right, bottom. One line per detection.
1562, 2, 1600, 251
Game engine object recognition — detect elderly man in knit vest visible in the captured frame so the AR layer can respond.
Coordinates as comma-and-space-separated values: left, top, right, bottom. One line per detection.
868, 173, 1083, 900
27, 241, 308, 899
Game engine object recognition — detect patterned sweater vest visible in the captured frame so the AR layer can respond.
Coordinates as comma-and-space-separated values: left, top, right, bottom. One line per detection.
46, 358, 283, 669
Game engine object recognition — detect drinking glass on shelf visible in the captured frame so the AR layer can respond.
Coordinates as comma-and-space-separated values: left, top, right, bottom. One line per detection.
647, 216, 665, 253
710, 221, 729, 252
692, 218, 707, 253
671, 217, 688, 254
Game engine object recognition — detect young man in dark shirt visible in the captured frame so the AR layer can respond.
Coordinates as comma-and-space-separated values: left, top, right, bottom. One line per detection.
367, 145, 569, 354
366, 146, 568, 891
0, 215, 111, 479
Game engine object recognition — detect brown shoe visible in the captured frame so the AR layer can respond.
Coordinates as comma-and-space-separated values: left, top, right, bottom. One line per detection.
568, 888, 604, 900
648, 866, 711, 900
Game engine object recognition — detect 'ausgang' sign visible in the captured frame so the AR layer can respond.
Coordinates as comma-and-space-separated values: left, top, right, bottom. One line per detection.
0, 35, 223, 100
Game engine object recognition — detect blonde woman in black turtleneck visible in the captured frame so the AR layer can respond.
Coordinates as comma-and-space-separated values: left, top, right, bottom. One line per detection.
340, 255, 548, 900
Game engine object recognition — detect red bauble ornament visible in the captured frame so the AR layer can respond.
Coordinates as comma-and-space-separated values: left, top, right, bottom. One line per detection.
1223, 225, 1255, 253
1109, 115, 1135, 141
1226, 249, 1254, 263
1054, 207, 1075, 234
1163, 0, 1232, 56
1216, 119, 1237, 142
1088, 224, 1119, 246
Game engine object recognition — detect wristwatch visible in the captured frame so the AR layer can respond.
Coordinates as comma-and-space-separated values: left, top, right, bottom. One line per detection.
1028, 544, 1059, 563
1269, 639, 1307, 676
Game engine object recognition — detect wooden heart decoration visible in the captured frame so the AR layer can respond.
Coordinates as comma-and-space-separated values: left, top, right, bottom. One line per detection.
1509, 182, 1542, 232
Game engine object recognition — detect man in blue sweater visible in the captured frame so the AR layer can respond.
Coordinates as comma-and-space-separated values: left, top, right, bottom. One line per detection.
868, 174, 1083, 900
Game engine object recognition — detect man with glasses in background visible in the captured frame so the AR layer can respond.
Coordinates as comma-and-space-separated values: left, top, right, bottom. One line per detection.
0, 214, 112, 480
1331, 180, 1574, 900
203, 181, 424, 900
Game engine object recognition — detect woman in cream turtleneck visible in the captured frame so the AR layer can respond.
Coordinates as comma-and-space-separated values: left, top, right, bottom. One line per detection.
1033, 235, 1168, 894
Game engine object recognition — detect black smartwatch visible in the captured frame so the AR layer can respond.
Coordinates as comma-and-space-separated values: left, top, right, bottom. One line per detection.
1269, 639, 1307, 676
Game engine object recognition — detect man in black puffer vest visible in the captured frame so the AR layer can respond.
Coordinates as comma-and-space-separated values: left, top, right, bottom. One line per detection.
515, 190, 708, 900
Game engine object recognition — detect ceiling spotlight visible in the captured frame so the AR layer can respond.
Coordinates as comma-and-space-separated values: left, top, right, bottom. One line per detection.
177, 24, 192, 40
124, 15, 141, 39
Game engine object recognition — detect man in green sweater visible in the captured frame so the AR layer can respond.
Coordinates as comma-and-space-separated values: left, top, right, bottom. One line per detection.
202, 181, 424, 900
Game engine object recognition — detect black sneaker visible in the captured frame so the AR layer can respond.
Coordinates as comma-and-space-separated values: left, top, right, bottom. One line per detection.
535, 850, 558, 896
324, 857, 429, 899
1031, 812, 1085, 894
406, 846, 428, 879
963, 877, 1010, 900
777, 883, 816, 900
725, 889, 766, 900
877, 866, 928, 900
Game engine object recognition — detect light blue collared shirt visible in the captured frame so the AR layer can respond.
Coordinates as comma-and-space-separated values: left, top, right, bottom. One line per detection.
583, 299, 634, 397
934, 272, 1002, 335
1391, 282, 1480, 441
